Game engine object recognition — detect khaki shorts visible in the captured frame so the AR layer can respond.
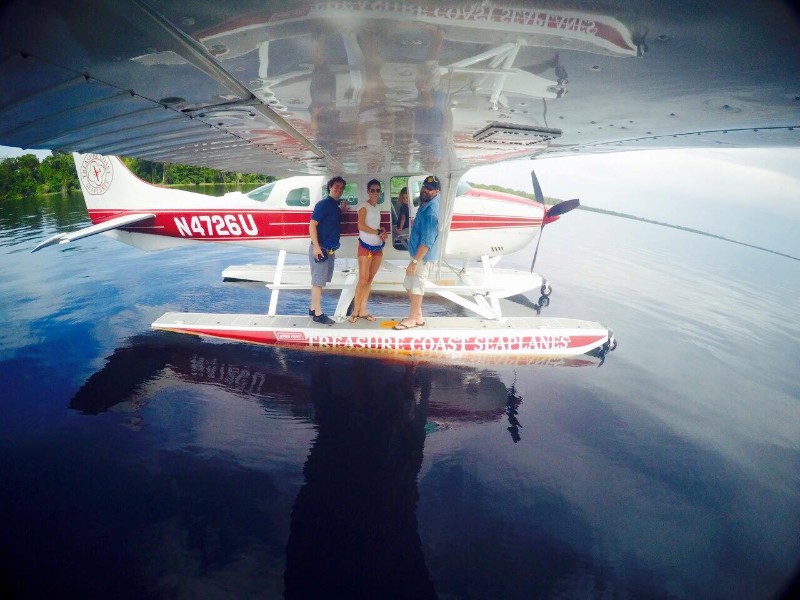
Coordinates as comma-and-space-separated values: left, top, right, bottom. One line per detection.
403, 260, 434, 296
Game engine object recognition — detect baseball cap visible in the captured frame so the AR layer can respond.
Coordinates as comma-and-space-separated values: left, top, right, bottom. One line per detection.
422, 175, 440, 190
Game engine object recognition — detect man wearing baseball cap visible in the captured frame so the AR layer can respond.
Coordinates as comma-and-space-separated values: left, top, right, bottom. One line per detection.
394, 175, 441, 330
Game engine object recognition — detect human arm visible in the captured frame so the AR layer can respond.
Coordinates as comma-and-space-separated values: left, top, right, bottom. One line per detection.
406, 208, 438, 273
309, 219, 323, 260
405, 244, 429, 275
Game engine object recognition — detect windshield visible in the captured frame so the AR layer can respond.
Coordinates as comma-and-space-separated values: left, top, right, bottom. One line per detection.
246, 181, 277, 202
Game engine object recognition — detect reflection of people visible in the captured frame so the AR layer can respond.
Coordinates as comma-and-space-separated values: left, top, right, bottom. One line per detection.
506, 383, 524, 443
284, 356, 436, 599
356, 31, 391, 173
394, 175, 440, 330
351, 179, 388, 322
309, 176, 347, 325
309, 33, 347, 153
412, 28, 445, 170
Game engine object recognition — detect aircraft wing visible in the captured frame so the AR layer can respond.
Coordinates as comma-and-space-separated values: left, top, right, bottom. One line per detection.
1, 0, 799, 179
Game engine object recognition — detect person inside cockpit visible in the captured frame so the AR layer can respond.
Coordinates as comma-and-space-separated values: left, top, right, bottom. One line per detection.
395, 186, 410, 236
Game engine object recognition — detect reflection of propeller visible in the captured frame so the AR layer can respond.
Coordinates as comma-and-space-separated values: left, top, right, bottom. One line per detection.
529, 170, 580, 273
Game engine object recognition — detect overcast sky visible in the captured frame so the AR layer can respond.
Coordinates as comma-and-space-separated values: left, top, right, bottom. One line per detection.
466, 148, 800, 257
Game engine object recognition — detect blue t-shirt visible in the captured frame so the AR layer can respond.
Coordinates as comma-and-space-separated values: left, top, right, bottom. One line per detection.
311, 196, 342, 250
408, 194, 440, 262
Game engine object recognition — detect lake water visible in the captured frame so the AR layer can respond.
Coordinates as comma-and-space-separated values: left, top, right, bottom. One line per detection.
1, 190, 798, 598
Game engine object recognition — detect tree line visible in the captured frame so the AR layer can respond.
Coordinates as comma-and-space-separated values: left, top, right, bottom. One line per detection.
0, 152, 274, 200
0, 152, 553, 204
466, 181, 559, 205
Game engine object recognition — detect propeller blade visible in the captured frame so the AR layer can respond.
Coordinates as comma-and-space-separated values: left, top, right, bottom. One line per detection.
529, 170, 545, 273
530, 170, 544, 204
546, 198, 580, 218
530, 238, 541, 273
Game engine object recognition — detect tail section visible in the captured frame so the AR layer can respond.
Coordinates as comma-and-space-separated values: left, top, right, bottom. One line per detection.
72, 153, 211, 219
35, 153, 237, 252
73, 153, 152, 213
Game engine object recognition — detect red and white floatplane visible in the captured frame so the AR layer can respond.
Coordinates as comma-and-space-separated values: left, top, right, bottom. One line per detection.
35, 153, 616, 364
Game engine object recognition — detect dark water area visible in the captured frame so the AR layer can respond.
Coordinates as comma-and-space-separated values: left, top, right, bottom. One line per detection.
1, 191, 798, 599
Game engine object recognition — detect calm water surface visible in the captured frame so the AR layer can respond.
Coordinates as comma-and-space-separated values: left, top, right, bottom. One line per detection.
1, 190, 798, 599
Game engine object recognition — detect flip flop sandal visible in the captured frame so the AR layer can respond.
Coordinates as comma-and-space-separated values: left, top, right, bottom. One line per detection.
393, 320, 424, 330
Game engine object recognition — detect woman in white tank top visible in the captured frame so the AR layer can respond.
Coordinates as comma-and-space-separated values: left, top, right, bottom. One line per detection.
351, 179, 388, 322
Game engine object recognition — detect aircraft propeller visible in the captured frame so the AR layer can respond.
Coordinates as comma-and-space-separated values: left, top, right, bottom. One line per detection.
529, 170, 580, 273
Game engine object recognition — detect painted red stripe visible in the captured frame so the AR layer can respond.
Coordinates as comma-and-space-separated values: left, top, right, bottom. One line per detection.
88, 209, 540, 240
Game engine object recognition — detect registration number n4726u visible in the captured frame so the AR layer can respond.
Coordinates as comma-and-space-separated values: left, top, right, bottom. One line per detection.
174, 214, 258, 237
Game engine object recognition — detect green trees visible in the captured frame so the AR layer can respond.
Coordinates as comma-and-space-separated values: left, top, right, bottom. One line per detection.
40, 152, 80, 194
0, 154, 43, 200
1, 153, 273, 200
119, 157, 270, 185
0, 151, 79, 198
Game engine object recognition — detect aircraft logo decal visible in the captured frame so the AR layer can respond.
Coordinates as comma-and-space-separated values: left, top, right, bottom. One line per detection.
79, 154, 114, 195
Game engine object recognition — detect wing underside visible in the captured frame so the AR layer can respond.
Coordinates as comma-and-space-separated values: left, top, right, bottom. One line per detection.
1, 0, 799, 177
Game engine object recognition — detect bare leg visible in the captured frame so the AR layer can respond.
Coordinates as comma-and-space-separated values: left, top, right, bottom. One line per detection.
408, 294, 424, 324
397, 293, 424, 327
311, 285, 323, 316
353, 255, 372, 317
359, 254, 383, 319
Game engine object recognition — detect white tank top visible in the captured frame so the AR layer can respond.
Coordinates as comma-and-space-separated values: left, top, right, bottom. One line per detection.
358, 201, 383, 246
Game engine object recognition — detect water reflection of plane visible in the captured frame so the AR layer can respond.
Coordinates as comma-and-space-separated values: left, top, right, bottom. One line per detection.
69, 329, 601, 593
69, 332, 601, 419
69, 334, 510, 595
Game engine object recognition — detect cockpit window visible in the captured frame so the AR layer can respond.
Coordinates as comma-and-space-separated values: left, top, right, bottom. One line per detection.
456, 179, 471, 196
247, 181, 277, 202
321, 182, 359, 205
286, 187, 311, 207
341, 182, 359, 206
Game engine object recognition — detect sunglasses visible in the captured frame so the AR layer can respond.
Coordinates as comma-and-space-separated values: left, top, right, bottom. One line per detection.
369, 188, 381, 193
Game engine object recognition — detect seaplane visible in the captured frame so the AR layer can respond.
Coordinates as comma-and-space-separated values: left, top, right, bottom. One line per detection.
4, 0, 799, 361
32, 151, 603, 363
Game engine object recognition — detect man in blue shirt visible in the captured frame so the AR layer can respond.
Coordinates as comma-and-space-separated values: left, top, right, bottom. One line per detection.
309, 176, 347, 325
394, 175, 441, 330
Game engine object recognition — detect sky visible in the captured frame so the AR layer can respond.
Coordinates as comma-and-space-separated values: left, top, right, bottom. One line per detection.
0, 146, 51, 160
466, 148, 800, 257
3, 145, 799, 256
